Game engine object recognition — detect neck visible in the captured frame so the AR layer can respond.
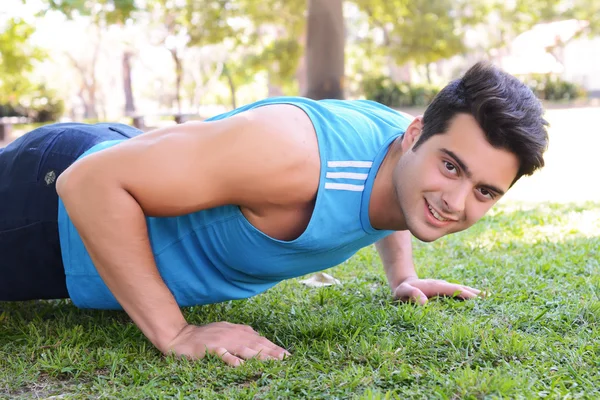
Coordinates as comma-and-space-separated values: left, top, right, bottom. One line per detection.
369, 137, 408, 231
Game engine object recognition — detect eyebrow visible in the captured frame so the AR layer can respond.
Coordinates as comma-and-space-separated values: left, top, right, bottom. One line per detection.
440, 149, 506, 196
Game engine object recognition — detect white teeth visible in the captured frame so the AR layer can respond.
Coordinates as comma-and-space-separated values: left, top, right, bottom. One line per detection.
428, 204, 449, 222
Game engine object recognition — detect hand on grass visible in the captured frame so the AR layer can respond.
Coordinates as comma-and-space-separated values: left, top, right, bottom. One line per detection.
165, 322, 290, 367
393, 277, 482, 305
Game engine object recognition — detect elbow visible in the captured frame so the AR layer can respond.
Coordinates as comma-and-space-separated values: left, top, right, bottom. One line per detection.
56, 165, 78, 201
56, 160, 98, 204
57, 160, 127, 214
55, 168, 72, 199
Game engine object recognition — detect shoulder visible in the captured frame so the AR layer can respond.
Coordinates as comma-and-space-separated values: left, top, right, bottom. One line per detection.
190, 103, 321, 207
230, 104, 320, 206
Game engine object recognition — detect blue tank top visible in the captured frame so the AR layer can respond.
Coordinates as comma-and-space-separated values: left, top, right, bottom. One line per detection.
58, 97, 411, 309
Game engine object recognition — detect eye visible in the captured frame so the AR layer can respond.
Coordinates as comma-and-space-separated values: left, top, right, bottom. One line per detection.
444, 161, 458, 175
477, 187, 495, 200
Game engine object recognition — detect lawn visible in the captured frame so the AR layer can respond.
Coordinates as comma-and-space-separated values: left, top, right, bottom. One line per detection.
1, 107, 599, 399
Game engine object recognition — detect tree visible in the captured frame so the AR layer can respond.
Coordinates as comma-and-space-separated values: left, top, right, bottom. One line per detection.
44, 0, 136, 24
41, 0, 137, 117
64, 28, 102, 119
570, 0, 600, 36
304, 0, 345, 99
0, 18, 45, 106
238, 0, 305, 96
122, 49, 136, 115
178, 0, 238, 109
0, 18, 64, 122
143, 0, 255, 111
352, 0, 474, 83
474, 0, 600, 68
488, 0, 600, 37
183, 0, 305, 107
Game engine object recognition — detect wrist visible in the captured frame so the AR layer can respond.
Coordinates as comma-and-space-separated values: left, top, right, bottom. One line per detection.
139, 313, 188, 354
399, 275, 418, 282
157, 321, 189, 354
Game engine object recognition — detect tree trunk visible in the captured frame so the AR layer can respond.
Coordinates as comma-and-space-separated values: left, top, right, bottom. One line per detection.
191, 61, 223, 113
268, 72, 284, 97
169, 48, 183, 114
68, 42, 99, 120
78, 86, 95, 120
122, 50, 136, 116
223, 65, 237, 109
425, 63, 432, 84
304, 0, 345, 100
87, 27, 101, 120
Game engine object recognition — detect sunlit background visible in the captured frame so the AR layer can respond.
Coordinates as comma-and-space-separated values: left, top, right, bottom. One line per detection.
1, 0, 598, 202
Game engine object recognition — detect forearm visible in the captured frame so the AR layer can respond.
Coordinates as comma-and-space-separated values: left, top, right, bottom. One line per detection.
58, 171, 187, 353
375, 230, 417, 290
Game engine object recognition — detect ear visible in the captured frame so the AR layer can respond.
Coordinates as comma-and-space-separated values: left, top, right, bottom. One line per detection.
401, 117, 424, 152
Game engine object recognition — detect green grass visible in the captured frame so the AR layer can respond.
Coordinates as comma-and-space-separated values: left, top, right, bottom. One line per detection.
2, 106, 598, 398
1, 201, 599, 399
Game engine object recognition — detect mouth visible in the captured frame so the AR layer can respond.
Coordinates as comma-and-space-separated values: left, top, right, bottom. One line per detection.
425, 200, 453, 225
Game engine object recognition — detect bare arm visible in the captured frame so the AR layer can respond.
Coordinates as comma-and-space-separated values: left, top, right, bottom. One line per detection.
375, 230, 417, 290
375, 231, 481, 305
57, 105, 317, 364
58, 171, 185, 352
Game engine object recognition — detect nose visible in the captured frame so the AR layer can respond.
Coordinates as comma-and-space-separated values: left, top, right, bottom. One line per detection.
441, 182, 470, 214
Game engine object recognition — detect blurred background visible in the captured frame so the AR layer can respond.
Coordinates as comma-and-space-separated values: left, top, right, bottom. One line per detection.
1, 0, 599, 201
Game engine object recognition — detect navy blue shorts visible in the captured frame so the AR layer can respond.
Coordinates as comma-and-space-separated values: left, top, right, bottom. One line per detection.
0, 122, 142, 301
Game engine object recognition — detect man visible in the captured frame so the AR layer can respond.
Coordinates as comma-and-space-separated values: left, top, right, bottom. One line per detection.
0, 62, 548, 366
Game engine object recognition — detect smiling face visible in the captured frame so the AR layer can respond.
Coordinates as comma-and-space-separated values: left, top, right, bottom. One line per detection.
393, 113, 520, 242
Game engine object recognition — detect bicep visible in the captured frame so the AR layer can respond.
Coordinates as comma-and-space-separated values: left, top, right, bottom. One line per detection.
67, 105, 317, 217
98, 131, 229, 216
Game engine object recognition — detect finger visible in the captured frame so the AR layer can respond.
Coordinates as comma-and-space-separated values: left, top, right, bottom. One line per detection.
424, 279, 481, 294
459, 285, 481, 295
255, 337, 291, 358
213, 347, 244, 367
452, 288, 479, 300
237, 324, 257, 334
235, 346, 279, 361
448, 285, 483, 299
250, 341, 289, 360
410, 287, 428, 305
420, 281, 477, 299
395, 284, 428, 305
436, 283, 479, 299
232, 346, 267, 360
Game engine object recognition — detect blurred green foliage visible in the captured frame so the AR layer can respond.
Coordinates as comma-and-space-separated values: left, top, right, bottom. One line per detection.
363, 73, 587, 108
362, 76, 440, 108
0, 19, 45, 105
352, 0, 472, 69
0, 18, 64, 121
41, 0, 307, 107
13, 0, 600, 113
25, 86, 66, 123
237, 0, 305, 89
0, 85, 65, 122
42, 0, 137, 24
524, 75, 587, 102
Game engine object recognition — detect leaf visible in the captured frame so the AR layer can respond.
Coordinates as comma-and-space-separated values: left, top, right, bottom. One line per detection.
299, 273, 342, 288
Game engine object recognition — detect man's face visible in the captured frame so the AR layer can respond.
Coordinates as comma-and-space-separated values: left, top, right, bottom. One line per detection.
393, 113, 519, 242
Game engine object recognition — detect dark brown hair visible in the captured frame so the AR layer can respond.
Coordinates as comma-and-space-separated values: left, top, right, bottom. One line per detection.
414, 62, 549, 182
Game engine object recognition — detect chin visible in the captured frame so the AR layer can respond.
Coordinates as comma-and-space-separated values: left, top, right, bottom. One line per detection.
411, 231, 442, 243
406, 223, 444, 243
